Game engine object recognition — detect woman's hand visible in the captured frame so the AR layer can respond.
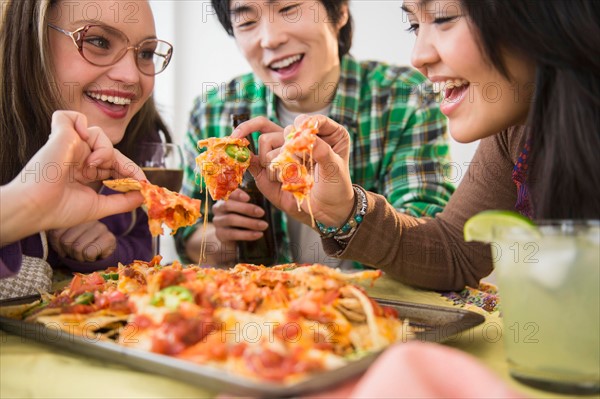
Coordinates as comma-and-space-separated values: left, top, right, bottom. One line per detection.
232, 114, 354, 227
1, 111, 145, 245
35, 111, 145, 229
49, 221, 117, 262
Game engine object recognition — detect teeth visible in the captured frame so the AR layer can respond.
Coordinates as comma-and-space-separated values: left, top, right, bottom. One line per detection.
87, 92, 132, 105
270, 54, 302, 69
432, 79, 469, 93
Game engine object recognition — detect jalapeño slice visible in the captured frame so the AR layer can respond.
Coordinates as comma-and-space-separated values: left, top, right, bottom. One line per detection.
101, 272, 119, 281
225, 144, 250, 162
74, 292, 94, 305
150, 286, 194, 310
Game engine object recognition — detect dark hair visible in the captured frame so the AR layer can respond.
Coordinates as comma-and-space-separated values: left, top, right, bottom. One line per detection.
0, 0, 171, 185
462, 0, 600, 219
211, 0, 353, 57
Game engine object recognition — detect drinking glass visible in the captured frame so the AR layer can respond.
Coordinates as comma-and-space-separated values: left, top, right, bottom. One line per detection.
492, 220, 600, 394
135, 143, 184, 256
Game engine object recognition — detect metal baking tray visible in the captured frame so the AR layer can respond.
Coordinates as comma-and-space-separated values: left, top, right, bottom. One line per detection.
0, 295, 484, 397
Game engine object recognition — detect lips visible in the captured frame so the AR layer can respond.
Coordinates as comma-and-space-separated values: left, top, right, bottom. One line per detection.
86, 91, 133, 105
268, 54, 304, 72
85, 91, 134, 119
432, 79, 470, 116
432, 79, 470, 96
444, 84, 469, 103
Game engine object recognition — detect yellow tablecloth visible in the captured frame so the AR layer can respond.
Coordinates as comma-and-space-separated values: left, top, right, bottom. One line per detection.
0, 275, 593, 398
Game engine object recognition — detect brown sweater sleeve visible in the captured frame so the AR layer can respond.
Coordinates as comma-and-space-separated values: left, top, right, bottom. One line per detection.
323, 127, 527, 291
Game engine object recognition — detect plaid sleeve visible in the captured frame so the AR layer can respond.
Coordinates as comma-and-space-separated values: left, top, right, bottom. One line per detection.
384, 72, 455, 217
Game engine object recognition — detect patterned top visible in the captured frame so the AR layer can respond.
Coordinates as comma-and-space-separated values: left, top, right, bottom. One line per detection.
176, 55, 454, 263
512, 138, 533, 218
441, 136, 534, 312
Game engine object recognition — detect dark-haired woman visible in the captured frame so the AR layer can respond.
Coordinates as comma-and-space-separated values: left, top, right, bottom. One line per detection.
178, 0, 454, 269
233, 0, 600, 291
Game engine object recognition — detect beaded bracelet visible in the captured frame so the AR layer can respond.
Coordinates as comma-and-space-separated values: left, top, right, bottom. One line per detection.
316, 185, 367, 239
334, 185, 367, 243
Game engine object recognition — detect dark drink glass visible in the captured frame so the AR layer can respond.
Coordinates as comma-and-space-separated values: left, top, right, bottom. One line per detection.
135, 143, 184, 257
232, 114, 278, 266
141, 168, 183, 192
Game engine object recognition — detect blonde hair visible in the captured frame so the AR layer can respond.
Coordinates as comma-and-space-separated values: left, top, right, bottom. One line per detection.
0, 0, 170, 185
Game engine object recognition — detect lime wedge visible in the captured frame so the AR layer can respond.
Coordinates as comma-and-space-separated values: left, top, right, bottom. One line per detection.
464, 210, 536, 243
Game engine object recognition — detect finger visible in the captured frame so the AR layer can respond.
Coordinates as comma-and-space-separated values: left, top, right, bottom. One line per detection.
259, 131, 285, 155
110, 149, 146, 180
283, 123, 295, 137
48, 229, 68, 258
54, 224, 88, 246
212, 200, 226, 215
213, 212, 268, 230
67, 111, 90, 141
69, 244, 86, 262
54, 222, 97, 262
213, 198, 264, 218
58, 237, 87, 262
50, 111, 89, 141
99, 238, 117, 259
48, 111, 92, 168
299, 114, 348, 144
82, 126, 114, 168
214, 226, 264, 243
93, 233, 117, 261
228, 189, 251, 203
265, 148, 282, 165
82, 128, 144, 181
86, 167, 113, 182
308, 136, 348, 166
73, 224, 108, 255
231, 116, 283, 139
91, 192, 144, 221
72, 230, 109, 262
79, 241, 103, 262
74, 164, 116, 184
250, 160, 283, 195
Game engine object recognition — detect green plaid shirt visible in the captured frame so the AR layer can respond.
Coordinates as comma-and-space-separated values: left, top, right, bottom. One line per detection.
176, 56, 454, 263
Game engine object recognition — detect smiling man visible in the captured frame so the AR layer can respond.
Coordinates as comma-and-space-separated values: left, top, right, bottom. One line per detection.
177, 0, 454, 268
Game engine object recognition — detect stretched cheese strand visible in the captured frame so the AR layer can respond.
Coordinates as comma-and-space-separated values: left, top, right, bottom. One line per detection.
200, 192, 209, 262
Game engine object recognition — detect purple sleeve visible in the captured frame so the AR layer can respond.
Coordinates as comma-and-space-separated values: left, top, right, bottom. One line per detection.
0, 242, 23, 279
59, 208, 152, 272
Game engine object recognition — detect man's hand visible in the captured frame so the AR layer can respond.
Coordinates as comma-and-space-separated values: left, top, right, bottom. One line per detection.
232, 114, 354, 227
212, 189, 270, 243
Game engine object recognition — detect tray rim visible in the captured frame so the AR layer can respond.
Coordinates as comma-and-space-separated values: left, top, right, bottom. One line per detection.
0, 296, 485, 397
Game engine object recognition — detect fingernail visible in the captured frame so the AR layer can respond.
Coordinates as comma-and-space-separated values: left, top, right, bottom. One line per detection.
239, 191, 250, 202
253, 231, 264, 239
258, 221, 268, 230
254, 207, 265, 217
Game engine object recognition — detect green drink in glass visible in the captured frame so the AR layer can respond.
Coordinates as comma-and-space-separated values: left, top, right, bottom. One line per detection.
466, 213, 599, 394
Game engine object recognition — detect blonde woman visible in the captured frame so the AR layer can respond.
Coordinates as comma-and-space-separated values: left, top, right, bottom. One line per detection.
0, 0, 173, 296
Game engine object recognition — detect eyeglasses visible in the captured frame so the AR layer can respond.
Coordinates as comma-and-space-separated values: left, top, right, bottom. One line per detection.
48, 23, 173, 76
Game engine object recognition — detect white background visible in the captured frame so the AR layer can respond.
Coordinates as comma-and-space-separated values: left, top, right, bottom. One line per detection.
148, 0, 479, 263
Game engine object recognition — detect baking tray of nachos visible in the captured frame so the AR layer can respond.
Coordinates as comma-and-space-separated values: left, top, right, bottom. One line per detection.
0, 262, 484, 397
